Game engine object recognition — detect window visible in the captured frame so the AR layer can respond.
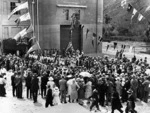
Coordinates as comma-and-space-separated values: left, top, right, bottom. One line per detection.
10, 2, 20, 15
63, 9, 69, 20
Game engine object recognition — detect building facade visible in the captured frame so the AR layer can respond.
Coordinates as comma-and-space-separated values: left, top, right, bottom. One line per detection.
0, 0, 103, 54
32, 0, 103, 53
0, 0, 29, 40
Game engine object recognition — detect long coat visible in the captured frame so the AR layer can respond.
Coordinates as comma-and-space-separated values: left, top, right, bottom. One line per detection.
111, 91, 122, 109
78, 82, 85, 99
31, 76, 39, 92
70, 83, 78, 100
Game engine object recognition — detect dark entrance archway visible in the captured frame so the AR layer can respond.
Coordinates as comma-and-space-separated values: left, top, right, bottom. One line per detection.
60, 25, 82, 52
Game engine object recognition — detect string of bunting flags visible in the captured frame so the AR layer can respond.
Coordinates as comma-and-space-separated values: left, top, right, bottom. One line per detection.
120, 0, 147, 23
8, 0, 41, 56
86, 29, 103, 47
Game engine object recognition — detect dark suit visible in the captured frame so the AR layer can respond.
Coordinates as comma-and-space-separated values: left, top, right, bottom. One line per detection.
31, 76, 39, 103
25, 75, 32, 98
15, 75, 23, 99
11, 74, 16, 96
111, 91, 123, 113
41, 75, 48, 98
125, 94, 136, 113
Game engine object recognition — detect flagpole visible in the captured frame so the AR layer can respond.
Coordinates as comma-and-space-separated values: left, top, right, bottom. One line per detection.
32, 0, 35, 39
96, 0, 98, 53
37, 0, 40, 43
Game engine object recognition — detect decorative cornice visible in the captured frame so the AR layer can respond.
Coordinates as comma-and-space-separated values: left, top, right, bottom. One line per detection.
57, 4, 87, 9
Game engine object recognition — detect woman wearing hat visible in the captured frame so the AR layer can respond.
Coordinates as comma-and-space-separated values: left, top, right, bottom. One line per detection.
47, 77, 55, 92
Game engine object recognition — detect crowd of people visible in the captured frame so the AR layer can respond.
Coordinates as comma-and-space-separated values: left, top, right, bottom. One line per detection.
0, 48, 150, 113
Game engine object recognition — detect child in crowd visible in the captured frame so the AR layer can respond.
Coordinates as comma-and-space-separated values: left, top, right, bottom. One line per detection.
53, 87, 61, 105
45, 85, 53, 108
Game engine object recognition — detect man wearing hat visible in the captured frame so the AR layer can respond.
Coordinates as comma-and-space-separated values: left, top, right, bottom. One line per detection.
125, 89, 137, 113
31, 73, 39, 103
11, 71, 17, 97
41, 72, 48, 98
142, 76, 150, 103
25, 71, 32, 99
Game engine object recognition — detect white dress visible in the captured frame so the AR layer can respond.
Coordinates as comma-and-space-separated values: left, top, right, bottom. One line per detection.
67, 79, 73, 96
53, 90, 61, 105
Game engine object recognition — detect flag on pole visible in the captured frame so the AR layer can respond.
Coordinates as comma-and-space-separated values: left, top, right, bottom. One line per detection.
121, 0, 127, 8
138, 13, 144, 21
8, 2, 28, 20
15, 12, 31, 25
29, 36, 36, 42
131, 8, 137, 21
13, 28, 27, 40
127, 4, 132, 12
20, 24, 33, 40
26, 42, 41, 55
98, 36, 103, 45
13, 24, 33, 40
145, 6, 150, 12
26, 24, 33, 34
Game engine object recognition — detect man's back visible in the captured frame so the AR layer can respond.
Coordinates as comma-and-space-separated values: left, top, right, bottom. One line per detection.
59, 79, 67, 91
31, 76, 39, 91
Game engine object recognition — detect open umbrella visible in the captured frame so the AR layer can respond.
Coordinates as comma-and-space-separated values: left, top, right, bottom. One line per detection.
79, 72, 92, 77
145, 69, 150, 75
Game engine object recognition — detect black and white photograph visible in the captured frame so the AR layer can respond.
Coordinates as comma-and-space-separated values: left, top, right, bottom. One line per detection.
0, 0, 150, 113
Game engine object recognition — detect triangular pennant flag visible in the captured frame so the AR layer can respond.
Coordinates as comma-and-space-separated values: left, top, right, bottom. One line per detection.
13, 28, 27, 40
86, 29, 89, 39
127, 4, 132, 12
26, 42, 41, 55
29, 36, 36, 42
15, 12, 31, 25
138, 13, 144, 21
98, 36, 103, 45
121, 0, 127, 8
26, 24, 33, 34
8, 2, 28, 20
131, 8, 137, 21
145, 6, 150, 12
